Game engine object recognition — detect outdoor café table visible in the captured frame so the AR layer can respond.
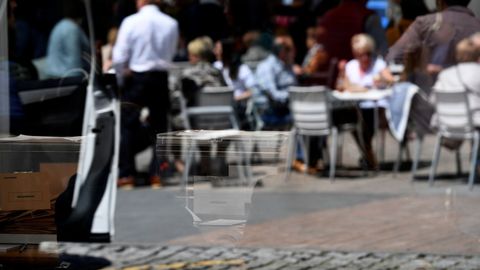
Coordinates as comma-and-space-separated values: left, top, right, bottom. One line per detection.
331, 89, 393, 171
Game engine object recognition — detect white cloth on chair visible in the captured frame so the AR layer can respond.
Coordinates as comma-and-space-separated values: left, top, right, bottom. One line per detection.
385, 82, 419, 141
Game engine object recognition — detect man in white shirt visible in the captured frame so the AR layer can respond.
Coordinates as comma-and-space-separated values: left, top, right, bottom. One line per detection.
113, 0, 179, 188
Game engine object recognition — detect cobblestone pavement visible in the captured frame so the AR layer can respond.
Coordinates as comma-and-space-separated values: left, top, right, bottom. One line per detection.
45, 243, 480, 270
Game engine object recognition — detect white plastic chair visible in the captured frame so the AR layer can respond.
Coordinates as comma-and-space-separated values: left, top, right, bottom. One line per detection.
429, 90, 480, 189
286, 86, 338, 181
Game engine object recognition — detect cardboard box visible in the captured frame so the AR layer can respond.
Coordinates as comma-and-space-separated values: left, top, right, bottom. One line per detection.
39, 163, 77, 199
0, 173, 50, 211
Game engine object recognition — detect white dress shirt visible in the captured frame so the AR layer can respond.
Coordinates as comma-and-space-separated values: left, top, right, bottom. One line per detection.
113, 5, 179, 74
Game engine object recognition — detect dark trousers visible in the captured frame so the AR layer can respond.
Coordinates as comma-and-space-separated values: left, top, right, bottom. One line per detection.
119, 71, 170, 178
307, 107, 375, 167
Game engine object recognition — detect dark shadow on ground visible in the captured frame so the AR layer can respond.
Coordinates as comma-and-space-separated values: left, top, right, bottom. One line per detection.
379, 160, 431, 172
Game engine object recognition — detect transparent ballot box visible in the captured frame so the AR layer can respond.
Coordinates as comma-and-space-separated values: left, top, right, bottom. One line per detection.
0, 135, 80, 244
156, 130, 290, 245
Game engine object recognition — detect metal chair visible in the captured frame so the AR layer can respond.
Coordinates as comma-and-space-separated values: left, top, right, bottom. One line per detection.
179, 86, 248, 184
168, 61, 191, 91
429, 90, 480, 189
286, 86, 338, 181
185, 86, 239, 130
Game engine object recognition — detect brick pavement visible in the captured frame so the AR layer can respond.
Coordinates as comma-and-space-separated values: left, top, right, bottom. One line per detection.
95, 133, 480, 269
169, 195, 480, 255
43, 243, 480, 269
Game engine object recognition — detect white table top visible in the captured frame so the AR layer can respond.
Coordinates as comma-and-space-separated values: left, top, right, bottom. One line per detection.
331, 89, 392, 101
388, 64, 405, 74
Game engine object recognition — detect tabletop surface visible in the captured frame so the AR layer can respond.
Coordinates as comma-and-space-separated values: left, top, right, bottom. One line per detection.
331, 89, 392, 101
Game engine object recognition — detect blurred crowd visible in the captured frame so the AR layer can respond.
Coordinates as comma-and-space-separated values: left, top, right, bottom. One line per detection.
5, 0, 480, 187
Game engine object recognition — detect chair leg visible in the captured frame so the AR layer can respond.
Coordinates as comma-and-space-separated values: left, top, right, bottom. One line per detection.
456, 149, 462, 177
411, 136, 424, 182
429, 134, 443, 186
233, 141, 248, 184
284, 130, 297, 181
304, 136, 310, 176
393, 140, 403, 177
330, 128, 338, 182
321, 137, 330, 167
380, 129, 386, 164
405, 142, 411, 161
468, 133, 480, 190
337, 133, 344, 167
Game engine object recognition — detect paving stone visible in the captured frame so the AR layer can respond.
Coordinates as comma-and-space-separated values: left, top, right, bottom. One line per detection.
350, 257, 384, 269
219, 251, 248, 260
288, 255, 334, 269
430, 258, 458, 269
464, 257, 480, 268
52, 243, 480, 270
292, 252, 315, 261
398, 259, 434, 270
329, 252, 368, 264
245, 259, 275, 269
248, 260, 290, 270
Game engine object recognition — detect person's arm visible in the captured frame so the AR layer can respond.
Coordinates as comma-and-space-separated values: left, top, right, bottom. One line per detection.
304, 49, 329, 75
112, 19, 132, 85
167, 21, 180, 61
235, 65, 255, 101
386, 18, 423, 63
374, 68, 395, 88
343, 78, 369, 92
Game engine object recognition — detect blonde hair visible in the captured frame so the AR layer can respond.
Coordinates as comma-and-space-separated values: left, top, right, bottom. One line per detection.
470, 32, 480, 46
351, 34, 375, 54
456, 38, 479, 63
187, 36, 213, 59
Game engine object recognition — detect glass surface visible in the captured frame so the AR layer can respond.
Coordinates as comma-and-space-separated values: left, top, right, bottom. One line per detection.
0, 0, 90, 244
2, 0, 480, 269
156, 130, 290, 246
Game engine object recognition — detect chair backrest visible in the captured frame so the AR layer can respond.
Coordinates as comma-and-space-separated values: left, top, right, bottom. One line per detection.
434, 90, 475, 139
289, 86, 332, 136
187, 86, 238, 130
197, 86, 234, 107
168, 61, 191, 91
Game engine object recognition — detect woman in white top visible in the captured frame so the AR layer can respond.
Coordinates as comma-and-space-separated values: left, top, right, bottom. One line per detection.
214, 39, 258, 129
337, 34, 394, 169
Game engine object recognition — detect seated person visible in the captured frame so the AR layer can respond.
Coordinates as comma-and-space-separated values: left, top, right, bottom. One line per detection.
180, 37, 229, 176
255, 35, 297, 128
294, 27, 329, 78
43, 0, 90, 78
433, 37, 480, 127
337, 33, 394, 169
214, 38, 258, 130
181, 36, 225, 106
407, 35, 480, 151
